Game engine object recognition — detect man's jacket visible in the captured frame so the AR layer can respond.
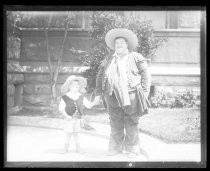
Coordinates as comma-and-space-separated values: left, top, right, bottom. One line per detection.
95, 51, 151, 98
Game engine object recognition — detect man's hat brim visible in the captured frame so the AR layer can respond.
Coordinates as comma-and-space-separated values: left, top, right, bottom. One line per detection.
105, 28, 138, 50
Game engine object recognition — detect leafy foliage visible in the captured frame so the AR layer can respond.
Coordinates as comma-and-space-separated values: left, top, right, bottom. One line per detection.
171, 90, 197, 108
150, 89, 198, 108
81, 11, 167, 92
150, 90, 174, 108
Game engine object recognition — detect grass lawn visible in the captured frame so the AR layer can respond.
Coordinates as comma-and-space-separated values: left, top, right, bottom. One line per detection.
138, 108, 200, 144
10, 106, 200, 144
85, 107, 201, 144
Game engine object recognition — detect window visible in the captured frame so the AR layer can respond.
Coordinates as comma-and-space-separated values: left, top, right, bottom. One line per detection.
71, 11, 92, 29
178, 11, 200, 28
149, 86, 155, 98
10, 11, 93, 29
166, 11, 201, 29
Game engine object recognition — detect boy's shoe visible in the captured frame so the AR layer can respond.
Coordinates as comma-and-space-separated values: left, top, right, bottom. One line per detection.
60, 149, 68, 154
139, 148, 150, 160
75, 144, 85, 154
76, 148, 85, 154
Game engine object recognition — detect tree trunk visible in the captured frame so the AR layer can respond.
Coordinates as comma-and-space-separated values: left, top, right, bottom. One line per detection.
45, 15, 71, 116
44, 16, 59, 116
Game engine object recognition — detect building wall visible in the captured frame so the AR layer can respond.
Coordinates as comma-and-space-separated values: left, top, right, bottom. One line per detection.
154, 30, 200, 64
20, 30, 92, 65
22, 71, 86, 111
7, 11, 201, 112
128, 11, 167, 29
7, 24, 24, 110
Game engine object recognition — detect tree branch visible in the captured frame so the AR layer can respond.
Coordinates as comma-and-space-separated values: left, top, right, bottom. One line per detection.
45, 30, 53, 80
45, 15, 53, 82
53, 15, 71, 85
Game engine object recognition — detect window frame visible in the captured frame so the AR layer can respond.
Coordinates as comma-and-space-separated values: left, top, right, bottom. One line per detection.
166, 11, 201, 30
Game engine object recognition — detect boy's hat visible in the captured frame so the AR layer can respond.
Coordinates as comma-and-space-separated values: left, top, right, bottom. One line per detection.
105, 28, 138, 50
61, 75, 87, 95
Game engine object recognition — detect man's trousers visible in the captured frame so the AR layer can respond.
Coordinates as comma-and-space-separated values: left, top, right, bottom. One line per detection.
104, 90, 141, 154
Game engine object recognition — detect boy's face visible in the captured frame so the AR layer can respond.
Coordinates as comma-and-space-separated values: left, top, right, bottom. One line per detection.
69, 81, 80, 93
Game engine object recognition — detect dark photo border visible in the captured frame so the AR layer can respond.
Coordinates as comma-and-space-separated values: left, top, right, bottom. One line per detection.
3, 4, 207, 168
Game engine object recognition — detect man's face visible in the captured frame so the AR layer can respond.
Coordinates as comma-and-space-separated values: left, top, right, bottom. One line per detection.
114, 38, 128, 54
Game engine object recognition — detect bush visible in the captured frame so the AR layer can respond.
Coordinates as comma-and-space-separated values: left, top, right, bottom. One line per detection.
171, 90, 197, 108
150, 90, 173, 108
150, 89, 198, 108
81, 11, 167, 92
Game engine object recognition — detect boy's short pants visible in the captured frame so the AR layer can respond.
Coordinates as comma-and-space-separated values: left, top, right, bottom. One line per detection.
64, 118, 81, 133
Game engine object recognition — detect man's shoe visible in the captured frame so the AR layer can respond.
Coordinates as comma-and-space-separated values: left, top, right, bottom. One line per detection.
139, 148, 150, 160
127, 152, 138, 158
107, 150, 122, 156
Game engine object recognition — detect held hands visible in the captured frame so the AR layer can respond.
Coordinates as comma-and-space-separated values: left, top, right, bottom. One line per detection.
83, 96, 101, 109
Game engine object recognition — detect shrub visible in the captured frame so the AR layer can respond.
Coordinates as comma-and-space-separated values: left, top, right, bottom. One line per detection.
150, 89, 198, 108
170, 90, 197, 108
150, 90, 173, 108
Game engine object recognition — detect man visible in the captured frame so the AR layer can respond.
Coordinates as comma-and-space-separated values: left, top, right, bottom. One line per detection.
95, 28, 151, 158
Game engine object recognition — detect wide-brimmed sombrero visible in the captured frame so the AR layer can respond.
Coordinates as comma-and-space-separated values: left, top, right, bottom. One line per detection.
105, 28, 138, 50
61, 75, 87, 95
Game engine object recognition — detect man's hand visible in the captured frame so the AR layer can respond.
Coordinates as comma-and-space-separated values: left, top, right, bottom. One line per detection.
93, 96, 101, 105
83, 95, 101, 109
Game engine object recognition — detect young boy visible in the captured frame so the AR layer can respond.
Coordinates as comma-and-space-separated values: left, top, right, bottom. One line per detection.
59, 75, 100, 153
